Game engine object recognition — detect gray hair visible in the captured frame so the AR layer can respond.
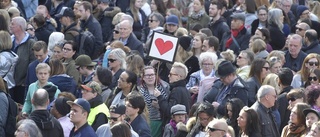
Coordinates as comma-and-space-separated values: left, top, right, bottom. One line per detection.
121, 14, 134, 26
290, 34, 303, 46
199, 52, 218, 69
281, 0, 292, 5
12, 16, 27, 32
257, 85, 275, 101
109, 48, 127, 69
17, 119, 43, 137
149, 12, 165, 26
48, 32, 65, 56
268, 8, 284, 32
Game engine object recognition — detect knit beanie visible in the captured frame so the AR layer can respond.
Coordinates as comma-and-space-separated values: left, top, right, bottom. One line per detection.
55, 98, 71, 116
296, 5, 308, 17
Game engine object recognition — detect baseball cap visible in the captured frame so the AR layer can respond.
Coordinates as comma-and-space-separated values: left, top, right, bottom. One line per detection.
166, 15, 179, 26
171, 104, 187, 115
230, 13, 245, 22
109, 104, 126, 115
55, 7, 75, 18
67, 98, 91, 113
75, 55, 97, 66
80, 81, 102, 94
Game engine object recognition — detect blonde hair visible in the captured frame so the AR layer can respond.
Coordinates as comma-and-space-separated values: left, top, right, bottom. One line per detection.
0, 30, 12, 50
262, 73, 281, 94
174, 27, 188, 37
251, 39, 266, 53
220, 49, 236, 63
36, 63, 51, 73
172, 62, 188, 79
112, 12, 125, 25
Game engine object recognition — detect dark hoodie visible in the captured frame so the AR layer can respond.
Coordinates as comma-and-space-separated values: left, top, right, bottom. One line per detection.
88, 95, 109, 131
98, 6, 121, 43
208, 17, 230, 42
29, 110, 64, 137
49, 74, 77, 95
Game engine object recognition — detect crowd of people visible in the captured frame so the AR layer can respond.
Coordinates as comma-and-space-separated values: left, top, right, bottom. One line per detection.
1, 0, 320, 136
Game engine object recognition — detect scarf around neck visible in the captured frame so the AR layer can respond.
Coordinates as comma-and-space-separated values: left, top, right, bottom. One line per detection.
225, 25, 245, 49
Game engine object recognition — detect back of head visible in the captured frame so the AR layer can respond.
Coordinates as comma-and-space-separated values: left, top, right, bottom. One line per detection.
257, 85, 275, 101
32, 89, 49, 108
278, 67, 293, 86
17, 119, 43, 137
33, 14, 46, 27
0, 30, 12, 51
110, 122, 131, 137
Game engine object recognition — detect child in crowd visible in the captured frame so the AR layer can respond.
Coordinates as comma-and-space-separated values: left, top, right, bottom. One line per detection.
22, 63, 60, 116
163, 104, 188, 137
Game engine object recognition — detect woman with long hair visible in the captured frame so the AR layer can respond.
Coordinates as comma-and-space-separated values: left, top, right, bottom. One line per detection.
305, 68, 320, 87
237, 106, 262, 137
254, 27, 273, 52
306, 84, 320, 112
291, 53, 320, 88
246, 58, 270, 106
225, 98, 245, 137
139, 66, 169, 137
111, 122, 132, 137
187, 0, 210, 30
61, 41, 80, 85
150, 0, 167, 17
267, 56, 283, 74
192, 33, 207, 59
126, 0, 147, 41
107, 48, 127, 90
268, 8, 286, 50
281, 103, 310, 137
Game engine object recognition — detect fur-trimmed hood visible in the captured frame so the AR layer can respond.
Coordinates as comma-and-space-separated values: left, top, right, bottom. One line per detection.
104, 6, 121, 17
48, 18, 57, 28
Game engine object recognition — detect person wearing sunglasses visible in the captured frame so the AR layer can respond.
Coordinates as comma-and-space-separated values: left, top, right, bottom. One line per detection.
305, 68, 320, 87
206, 118, 228, 137
96, 104, 139, 137
237, 106, 261, 137
286, 88, 306, 110
145, 12, 164, 41
106, 48, 126, 90
291, 53, 319, 88
246, 58, 270, 106
302, 29, 320, 54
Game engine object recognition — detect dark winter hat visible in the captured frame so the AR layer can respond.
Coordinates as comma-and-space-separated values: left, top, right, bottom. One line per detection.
296, 5, 308, 17
55, 97, 71, 116
96, 67, 112, 86
42, 85, 57, 103
230, 13, 246, 22
55, 7, 75, 18
216, 60, 236, 78
190, 23, 203, 32
303, 108, 320, 119
109, 104, 126, 115
75, 55, 97, 66
67, 98, 91, 113
179, 36, 192, 51
166, 15, 179, 26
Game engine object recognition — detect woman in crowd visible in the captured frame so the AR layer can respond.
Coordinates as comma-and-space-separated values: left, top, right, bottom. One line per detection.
268, 8, 286, 50
106, 70, 137, 107
61, 41, 80, 85
92, 66, 113, 102
126, 0, 147, 41
48, 32, 64, 56
102, 40, 131, 68
281, 103, 310, 137
150, 0, 166, 17
139, 66, 169, 137
236, 50, 255, 80
111, 122, 132, 137
267, 50, 286, 65
163, 0, 175, 9
250, 39, 269, 59
237, 106, 262, 137
15, 119, 42, 137
126, 54, 144, 85
0, 77, 8, 136
254, 27, 273, 52
263, 73, 281, 94
267, 56, 282, 74
303, 108, 320, 135
306, 84, 320, 112
187, 0, 210, 30
0, 30, 18, 90
220, 49, 236, 63
81, 81, 110, 131
291, 53, 320, 88
305, 69, 320, 87
186, 52, 218, 103
244, 0, 257, 33
145, 12, 164, 41
246, 58, 270, 106
51, 42, 64, 60
192, 33, 207, 58
251, 6, 268, 35
287, 88, 307, 110
308, 121, 320, 137
48, 59, 77, 95
107, 48, 127, 90
225, 98, 245, 137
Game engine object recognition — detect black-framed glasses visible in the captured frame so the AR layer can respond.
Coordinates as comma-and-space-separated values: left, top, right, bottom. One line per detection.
63, 47, 72, 52
288, 97, 296, 102
296, 27, 304, 31
108, 58, 117, 63
308, 62, 319, 66
207, 127, 225, 132
169, 73, 179, 77
148, 19, 158, 22
26, 28, 34, 31
309, 76, 318, 81
263, 67, 269, 71
107, 115, 121, 121
113, 30, 119, 34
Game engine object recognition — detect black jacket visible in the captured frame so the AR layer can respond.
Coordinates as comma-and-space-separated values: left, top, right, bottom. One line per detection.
29, 110, 64, 137
246, 76, 261, 106
88, 95, 108, 131
215, 77, 249, 116
157, 80, 191, 124
302, 40, 320, 54
124, 33, 144, 57
126, 9, 147, 41
220, 27, 250, 55
203, 79, 223, 103
268, 23, 286, 50
208, 17, 230, 42
63, 22, 79, 42
277, 86, 293, 133
98, 7, 121, 43
35, 26, 52, 44
80, 15, 104, 58
251, 19, 268, 35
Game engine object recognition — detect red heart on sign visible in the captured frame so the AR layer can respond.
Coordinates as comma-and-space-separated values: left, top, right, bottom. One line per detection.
155, 38, 173, 55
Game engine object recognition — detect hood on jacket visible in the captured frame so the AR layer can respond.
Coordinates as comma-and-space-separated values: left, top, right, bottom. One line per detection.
47, 18, 57, 28
30, 110, 55, 130
48, 74, 76, 92
104, 7, 121, 17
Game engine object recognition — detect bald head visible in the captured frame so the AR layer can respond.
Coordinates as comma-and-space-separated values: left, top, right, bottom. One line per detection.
32, 89, 49, 108
296, 22, 310, 37
305, 29, 318, 44
36, 5, 48, 18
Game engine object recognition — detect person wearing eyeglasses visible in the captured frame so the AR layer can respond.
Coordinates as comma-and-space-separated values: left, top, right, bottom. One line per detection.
237, 106, 261, 137
145, 12, 164, 42
251, 85, 280, 137
246, 58, 270, 106
302, 29, 320, 54
80, 81, 110, 131
290, 53, 319, 88
304, 68, 320, 88
96, 104, 139, 137
75, 54, 96, 85
61, 41, 80, 86
206, 118, 228, 137
286, 88, 306, 110
295, 22, 310, 38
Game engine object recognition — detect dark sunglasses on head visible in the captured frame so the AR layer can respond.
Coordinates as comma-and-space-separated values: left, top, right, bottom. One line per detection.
308, 76, 318, 81
207, 127, 225, 132
296, 27, 304, 31
108, 58, 117, 63
113, 30, 119, 34
308, 62, 319, 66
288, 97, 296, 102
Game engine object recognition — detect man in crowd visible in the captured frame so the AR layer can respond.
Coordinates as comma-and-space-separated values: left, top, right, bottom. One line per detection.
208, 0, 230, 42
57, 7, 78, 42
75, 55, 96, 85
302, 29, 320, 54
283, 34, 307, 73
